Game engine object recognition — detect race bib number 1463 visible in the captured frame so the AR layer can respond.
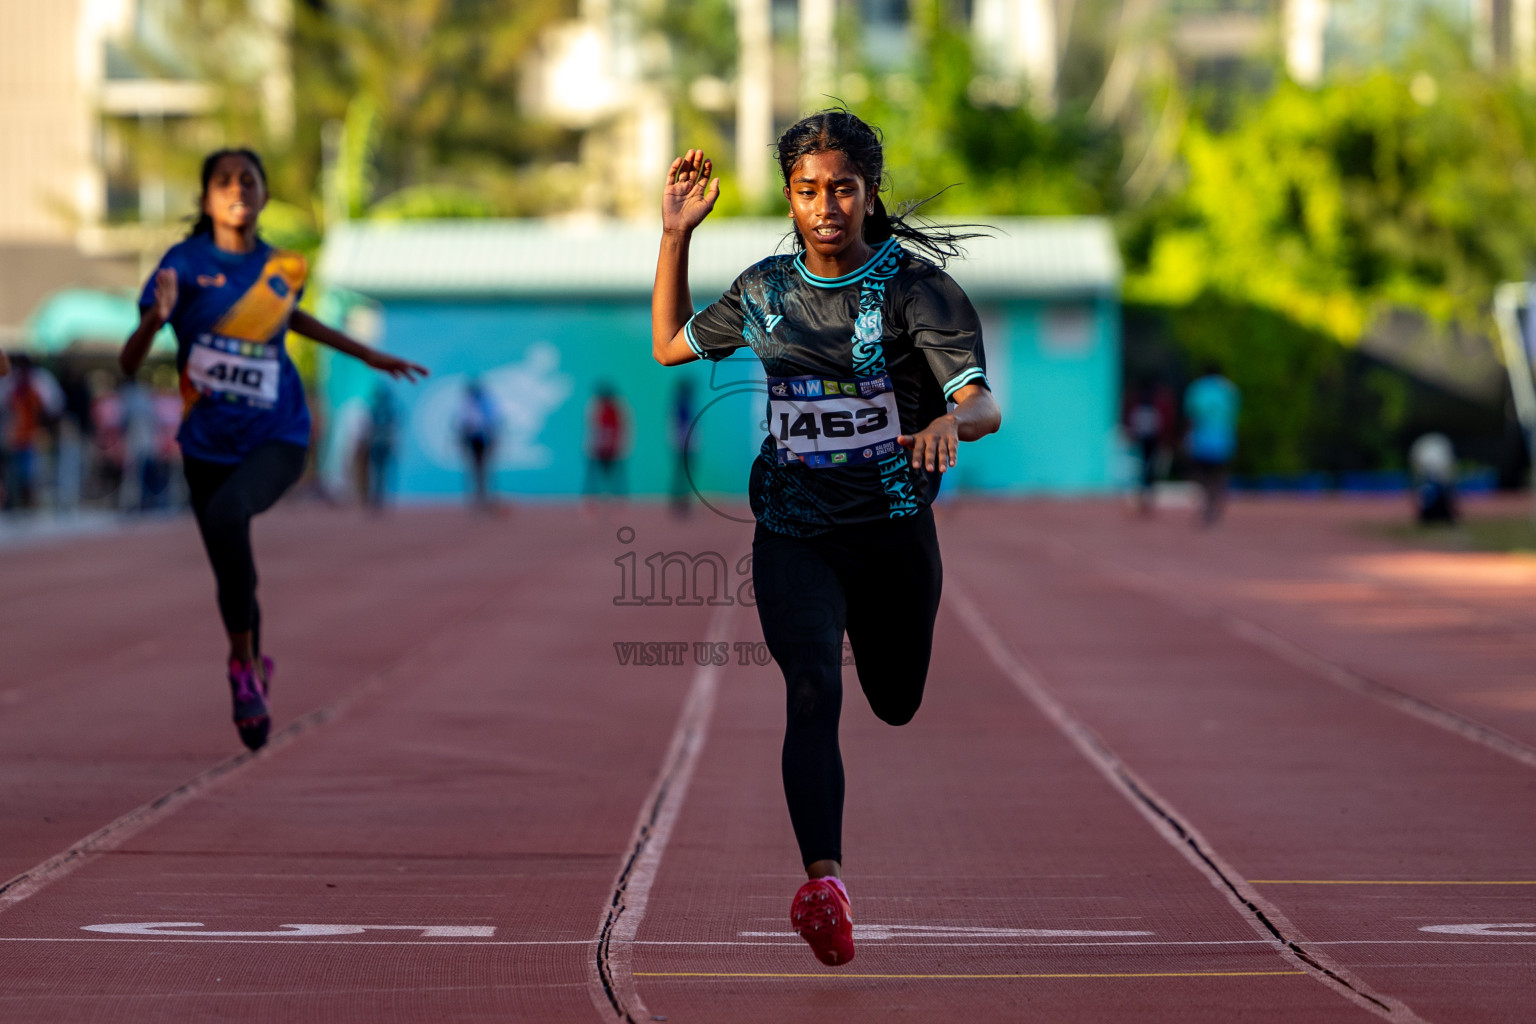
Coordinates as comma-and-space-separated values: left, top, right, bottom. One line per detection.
767, 372, 902, 469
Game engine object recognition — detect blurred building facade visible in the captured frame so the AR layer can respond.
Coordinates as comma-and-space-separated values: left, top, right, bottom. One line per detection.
0, 0, 291, 340
517, 0, 1536, 216
317, 218, 1123, 499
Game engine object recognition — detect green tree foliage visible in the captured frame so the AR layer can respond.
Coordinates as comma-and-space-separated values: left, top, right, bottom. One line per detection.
137, 0, 573, 228
293, 0, 573, 217
846, 0, 1123, 216
1126, 61, 1536, 342
1114, 28, 1536, 474
651, 0, 737, 163
1133, 298, 1414, 475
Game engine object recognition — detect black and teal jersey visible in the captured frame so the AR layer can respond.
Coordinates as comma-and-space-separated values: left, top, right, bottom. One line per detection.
684, 237, 989, 536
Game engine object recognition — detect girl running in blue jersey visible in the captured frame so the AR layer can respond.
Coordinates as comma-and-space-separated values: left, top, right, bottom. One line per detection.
119, 148, 427, 751
650, 111, 1002, 966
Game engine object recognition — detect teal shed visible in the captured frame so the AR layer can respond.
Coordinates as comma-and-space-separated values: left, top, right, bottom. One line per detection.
316, 218, 1122, 500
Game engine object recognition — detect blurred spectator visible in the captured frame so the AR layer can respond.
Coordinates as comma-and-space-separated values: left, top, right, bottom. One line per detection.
584, 382, 628, 512
669, 379, 695, 517
1125, 377, 1174, 517
151, 368, 185, 509
54, 360, 95, 513
455, 378, 500, 511
365, 384, 398, 511
1184, 364, 1241, 527
1410, 432, 1458, 526
1, 356, 63, 512
116, 378, 157, 512
0, 349, 10, 376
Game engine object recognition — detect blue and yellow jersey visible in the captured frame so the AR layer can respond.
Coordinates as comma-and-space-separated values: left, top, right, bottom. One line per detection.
140, 234, 311, 463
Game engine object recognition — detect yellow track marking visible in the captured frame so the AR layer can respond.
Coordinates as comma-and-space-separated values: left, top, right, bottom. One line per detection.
636, 970, 1307, 980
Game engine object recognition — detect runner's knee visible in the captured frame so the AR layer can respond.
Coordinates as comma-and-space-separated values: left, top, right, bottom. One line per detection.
784, 660, 841, 726
200, 494, 251, 548
868, 692, 922, 727
860, 664, 927, 726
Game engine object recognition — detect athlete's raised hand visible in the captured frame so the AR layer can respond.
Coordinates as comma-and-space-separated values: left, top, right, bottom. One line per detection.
120, 268, 179, 376
151, 268, 178, 324
662, 150, 719, 234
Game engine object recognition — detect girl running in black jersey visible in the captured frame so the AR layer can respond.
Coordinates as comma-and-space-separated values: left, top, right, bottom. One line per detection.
120, 148, 427, 751
651, 111, 1002, 966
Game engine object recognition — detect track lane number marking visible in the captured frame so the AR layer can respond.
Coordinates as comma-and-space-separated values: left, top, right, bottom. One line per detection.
740, 925, 1155, 940
1420, 923, 1536, 937
82, 922, 496, 938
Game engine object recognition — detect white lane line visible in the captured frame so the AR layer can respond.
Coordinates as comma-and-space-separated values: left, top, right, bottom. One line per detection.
2, 936, 1535, 948
0, 556, 559, 917
1071, 546, 1536, 773
0, 717, 329, 913
948, 583, 1433, 1024
589, 601, 736, 1024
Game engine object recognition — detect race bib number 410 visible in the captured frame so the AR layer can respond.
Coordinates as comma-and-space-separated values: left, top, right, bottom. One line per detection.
187, 336, 281, 406
767, 372, 902, 469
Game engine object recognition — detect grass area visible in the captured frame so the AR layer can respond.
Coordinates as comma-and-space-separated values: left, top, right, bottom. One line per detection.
1370, 516, 1536, 554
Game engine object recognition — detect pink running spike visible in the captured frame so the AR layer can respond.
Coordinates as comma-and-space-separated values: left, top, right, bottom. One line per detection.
790, 877, 855, 966
227, 659, 270, 752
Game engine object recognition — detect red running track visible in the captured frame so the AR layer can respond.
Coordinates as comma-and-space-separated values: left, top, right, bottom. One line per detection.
1, 498, 1533, 1022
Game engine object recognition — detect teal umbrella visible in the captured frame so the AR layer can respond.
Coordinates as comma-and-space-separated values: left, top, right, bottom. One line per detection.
21, 288, 174, 355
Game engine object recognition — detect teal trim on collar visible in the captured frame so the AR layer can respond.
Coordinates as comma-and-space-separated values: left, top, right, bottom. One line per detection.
793, 236, 900, 288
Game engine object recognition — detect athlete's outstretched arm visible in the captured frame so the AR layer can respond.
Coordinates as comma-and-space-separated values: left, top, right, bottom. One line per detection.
120, 268, 177, 377
898, 383, 1001, 473
289, 309, 429, 382
653, 149, 719, 366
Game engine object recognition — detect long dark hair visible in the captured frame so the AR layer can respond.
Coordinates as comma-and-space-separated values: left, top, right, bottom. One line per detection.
775, 109, 985, 267
187, 147, 267, 238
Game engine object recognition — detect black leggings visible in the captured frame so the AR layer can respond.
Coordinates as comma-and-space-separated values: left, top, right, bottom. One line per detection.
184, 442, 306, 642
753, 508, 943, 867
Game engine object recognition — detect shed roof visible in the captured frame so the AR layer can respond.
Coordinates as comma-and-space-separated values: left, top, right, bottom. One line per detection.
23, 288, 174, 354
317, 217, 1121, 301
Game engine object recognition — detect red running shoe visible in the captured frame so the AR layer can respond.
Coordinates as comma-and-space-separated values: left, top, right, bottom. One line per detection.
791, 877, 855, 966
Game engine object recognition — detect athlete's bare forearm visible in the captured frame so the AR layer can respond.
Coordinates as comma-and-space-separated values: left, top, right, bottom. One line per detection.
949, 383, 1001, 441
653, 150, 718, 366
290, 309, 367, 360
652, 230, 699, 365
899, 384, 1000, 472
290, 309, 428, 382
119, 309, 164, 377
